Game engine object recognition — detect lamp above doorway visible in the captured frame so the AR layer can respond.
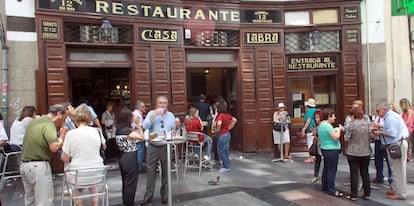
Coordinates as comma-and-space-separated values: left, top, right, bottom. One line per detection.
100, 17, 113, 43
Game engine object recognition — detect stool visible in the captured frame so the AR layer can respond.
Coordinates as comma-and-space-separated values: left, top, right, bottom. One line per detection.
0, 147, 22, 190
184, 132, 213, 176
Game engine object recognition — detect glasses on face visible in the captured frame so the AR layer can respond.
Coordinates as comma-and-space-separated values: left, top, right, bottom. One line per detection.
376, 110, 380, 113
160, 120, 164, 129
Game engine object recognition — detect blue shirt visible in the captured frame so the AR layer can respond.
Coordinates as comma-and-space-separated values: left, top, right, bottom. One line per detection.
383, 110, 409, 144
142, 110, 176, 134
82, 103, 98, 126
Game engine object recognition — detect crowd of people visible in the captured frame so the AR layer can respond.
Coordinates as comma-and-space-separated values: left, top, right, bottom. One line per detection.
271, 98, 411, 201
0, 94, 237, 205
1, 93, 412, 204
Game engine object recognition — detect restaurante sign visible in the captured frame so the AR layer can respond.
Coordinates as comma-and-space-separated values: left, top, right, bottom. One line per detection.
38, 0, 282, 24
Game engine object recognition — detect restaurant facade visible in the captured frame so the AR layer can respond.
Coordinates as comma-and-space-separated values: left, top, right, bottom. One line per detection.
35, 0, 363, 153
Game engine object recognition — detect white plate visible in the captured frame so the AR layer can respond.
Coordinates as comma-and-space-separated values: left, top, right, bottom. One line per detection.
151, 138, 162, 142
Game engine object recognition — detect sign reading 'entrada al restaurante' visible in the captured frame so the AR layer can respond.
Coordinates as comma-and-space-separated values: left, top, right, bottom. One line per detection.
38, 0, 282, 24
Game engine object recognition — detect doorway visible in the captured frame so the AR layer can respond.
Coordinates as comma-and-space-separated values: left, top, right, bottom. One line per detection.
186, 68, 237, 116
69, 68, 130, 117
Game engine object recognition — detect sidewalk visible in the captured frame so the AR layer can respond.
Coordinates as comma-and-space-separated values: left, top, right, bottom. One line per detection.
1, 151, 413, 206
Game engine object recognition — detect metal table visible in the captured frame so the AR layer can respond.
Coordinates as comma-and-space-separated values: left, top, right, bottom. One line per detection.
150, 136, 186, 206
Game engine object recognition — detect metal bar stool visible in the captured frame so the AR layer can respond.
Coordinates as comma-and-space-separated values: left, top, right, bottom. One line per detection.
184, 132, 212, 176
0, 146, 22, 190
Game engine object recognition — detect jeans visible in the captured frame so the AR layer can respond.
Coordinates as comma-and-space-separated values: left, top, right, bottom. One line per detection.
136, 141, 146, 172
321, 149, 340, 195
347, 155, 371, 197
217, 132, 231, 169
194, 134, 213, 158
374, 140, 393, 184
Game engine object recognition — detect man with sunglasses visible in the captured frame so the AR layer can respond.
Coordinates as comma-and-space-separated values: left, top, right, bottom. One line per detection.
140, 96, 177, 205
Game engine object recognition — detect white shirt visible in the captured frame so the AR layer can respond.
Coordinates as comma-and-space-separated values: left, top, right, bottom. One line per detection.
62, 126, 104, 171
131, 109, 143, 129
10, 117, 32, 145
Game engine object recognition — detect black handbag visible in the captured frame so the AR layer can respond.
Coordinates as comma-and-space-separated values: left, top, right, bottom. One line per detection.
387, 144, 402, 159
272, 122, 283, 132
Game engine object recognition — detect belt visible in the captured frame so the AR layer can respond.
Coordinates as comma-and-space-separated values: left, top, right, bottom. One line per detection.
21, 160, 48, 163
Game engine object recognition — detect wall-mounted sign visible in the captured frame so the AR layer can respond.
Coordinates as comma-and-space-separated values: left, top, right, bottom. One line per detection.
41, 20, 59, 39
138, 28, 179, 43
287, 55, 337, 70
239, 10, 282, 23
38, 0, 281, 24
343, 7, 359, 21
244, 32, 280, 44
346, 29, 359, 43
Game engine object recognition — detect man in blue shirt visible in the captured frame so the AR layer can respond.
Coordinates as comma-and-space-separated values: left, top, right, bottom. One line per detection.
140, 96, 176, 205
374, 102, 409, 200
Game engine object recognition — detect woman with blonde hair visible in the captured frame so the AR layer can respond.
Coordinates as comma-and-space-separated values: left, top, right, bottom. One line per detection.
184, 107, 213, 160
400, 98, 414, 161
61, 105, 105, 206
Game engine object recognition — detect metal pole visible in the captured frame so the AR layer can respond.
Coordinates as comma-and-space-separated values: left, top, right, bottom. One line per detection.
1, 47, 7, 127
0, 13, 8, 128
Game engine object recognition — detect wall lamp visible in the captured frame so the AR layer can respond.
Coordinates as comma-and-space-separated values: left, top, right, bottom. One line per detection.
100, 17, 113, 43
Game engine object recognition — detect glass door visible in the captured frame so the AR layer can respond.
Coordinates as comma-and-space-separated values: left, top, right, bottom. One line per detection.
288, 75, 336, 124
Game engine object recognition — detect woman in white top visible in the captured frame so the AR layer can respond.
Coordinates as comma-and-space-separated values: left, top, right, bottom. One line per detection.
61, 105, 104, 206
272, 103, 291, 160
9, 106, 36, 151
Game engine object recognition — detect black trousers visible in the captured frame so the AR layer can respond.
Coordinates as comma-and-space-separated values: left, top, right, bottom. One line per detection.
119, 151, 139, 206
347, 155, 371, 197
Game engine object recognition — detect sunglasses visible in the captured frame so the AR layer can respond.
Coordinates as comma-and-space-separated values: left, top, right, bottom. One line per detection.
160, 120, 164, 129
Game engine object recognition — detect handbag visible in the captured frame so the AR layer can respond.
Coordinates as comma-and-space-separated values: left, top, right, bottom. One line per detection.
387, 144, 402, 159
309, 140, 317, 156
272, 122, 283, 132
97, 129, 106, 161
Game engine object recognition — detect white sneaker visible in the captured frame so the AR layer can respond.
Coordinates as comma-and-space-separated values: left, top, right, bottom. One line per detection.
193, 154, 199, 160
219, 168, 231, 173
204, 155, 210, 161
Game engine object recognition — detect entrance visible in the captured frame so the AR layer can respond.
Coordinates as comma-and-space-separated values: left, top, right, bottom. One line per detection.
288, 75, 337, 152
69, 68, 130, 115
186, 68, 237, 116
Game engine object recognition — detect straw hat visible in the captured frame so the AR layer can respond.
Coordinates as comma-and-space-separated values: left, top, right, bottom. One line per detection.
305, 98, 316, 107
277, 102, 286, 109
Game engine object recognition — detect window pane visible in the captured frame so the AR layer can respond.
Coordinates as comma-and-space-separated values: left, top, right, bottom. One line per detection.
313, 9, 338, 24
285, 11, 310, 26
187, 53, 235, 62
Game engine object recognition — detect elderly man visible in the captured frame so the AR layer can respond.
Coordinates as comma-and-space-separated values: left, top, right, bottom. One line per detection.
20, 104, 68, 205
373, 102, 409, 200
139, 96, 176, 205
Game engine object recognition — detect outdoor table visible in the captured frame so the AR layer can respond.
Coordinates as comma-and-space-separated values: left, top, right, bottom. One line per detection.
150, 134, 186, 206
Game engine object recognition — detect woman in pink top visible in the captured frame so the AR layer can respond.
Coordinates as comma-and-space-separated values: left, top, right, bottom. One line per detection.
400, 98, 414, 161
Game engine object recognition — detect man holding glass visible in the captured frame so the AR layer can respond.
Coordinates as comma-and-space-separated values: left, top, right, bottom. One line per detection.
139, 96, 176, 205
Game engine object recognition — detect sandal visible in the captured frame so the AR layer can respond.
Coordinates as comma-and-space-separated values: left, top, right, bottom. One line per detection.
311, 177, 318, 183
333, 191, 343, 197
346, 195, 357, 201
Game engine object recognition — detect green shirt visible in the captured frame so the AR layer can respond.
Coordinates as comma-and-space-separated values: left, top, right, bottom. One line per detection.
318, 122, 341, 150
21, 115, 58, 161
